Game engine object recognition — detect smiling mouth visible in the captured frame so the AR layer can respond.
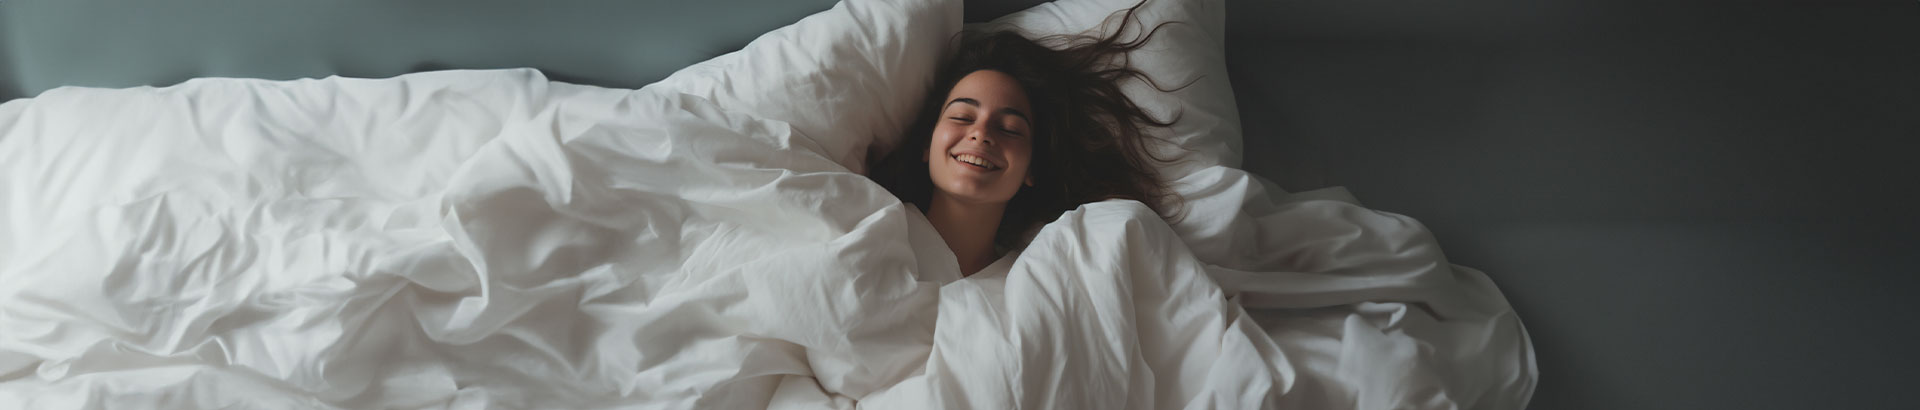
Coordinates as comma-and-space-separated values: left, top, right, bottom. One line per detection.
952, 153, 1001, 171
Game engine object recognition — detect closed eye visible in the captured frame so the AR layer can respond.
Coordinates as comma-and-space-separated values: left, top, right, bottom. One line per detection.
948, 115, 1023, 136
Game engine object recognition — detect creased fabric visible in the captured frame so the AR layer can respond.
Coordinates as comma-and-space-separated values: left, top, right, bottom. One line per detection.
0, 69, 1532, 409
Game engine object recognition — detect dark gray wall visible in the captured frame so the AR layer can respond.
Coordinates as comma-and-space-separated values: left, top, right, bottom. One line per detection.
0, 0, 838, 99
2, 0, 1914, 408
1226, 1, 1920, 409
0, 14, 17, 101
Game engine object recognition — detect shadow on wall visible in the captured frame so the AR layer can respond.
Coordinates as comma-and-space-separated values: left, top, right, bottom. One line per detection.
1, 14, 17, 101
966, 0, 1052, 23
1, 67, 16, 102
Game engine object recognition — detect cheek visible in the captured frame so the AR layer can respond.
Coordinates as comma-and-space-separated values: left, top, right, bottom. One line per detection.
1009, 142, 1035, 172
924, 129, 948, 161
929, 125, 963, 152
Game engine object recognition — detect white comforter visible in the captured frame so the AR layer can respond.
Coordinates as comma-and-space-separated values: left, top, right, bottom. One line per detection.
0, 69, 1534, 409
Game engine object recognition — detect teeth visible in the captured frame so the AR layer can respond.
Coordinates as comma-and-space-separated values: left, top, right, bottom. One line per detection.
954, 154, 995, 170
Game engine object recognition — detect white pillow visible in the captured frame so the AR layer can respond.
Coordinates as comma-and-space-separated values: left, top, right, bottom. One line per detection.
980, 0, 1242, 178
986, 0, 1276, 268
643, 0, 962, 173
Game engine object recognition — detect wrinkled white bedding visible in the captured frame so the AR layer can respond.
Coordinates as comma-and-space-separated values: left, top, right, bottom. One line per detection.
0, 69, 1534, 409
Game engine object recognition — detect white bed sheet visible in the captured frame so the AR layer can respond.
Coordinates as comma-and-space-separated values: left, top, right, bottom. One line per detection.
0, 69, 1533, 409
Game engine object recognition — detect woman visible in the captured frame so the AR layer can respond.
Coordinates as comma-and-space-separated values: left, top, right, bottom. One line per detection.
868, 0, 1189, 277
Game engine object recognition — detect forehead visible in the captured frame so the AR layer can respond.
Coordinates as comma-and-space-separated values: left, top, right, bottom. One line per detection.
945, 70, 1031, 111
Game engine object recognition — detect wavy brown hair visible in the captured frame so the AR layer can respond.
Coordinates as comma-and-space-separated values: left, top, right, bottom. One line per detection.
867, 0, 1194, 247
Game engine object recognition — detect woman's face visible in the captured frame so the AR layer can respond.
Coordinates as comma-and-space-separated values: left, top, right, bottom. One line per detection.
925, 69, 1035, 206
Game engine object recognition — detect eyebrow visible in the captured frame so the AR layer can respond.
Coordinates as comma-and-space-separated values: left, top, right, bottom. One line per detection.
944, 98, 1031, 126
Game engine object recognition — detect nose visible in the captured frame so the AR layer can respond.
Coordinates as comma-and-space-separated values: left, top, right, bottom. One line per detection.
967, 124, 994, 145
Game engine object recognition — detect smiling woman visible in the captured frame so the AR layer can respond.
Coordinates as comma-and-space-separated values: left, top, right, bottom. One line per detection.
867, 0, 1187, 276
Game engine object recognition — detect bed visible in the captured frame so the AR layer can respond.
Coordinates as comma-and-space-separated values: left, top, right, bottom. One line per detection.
0, 0, 1539, 408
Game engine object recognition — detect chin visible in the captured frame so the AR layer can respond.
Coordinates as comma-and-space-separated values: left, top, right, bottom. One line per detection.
935, 183, 1014, 205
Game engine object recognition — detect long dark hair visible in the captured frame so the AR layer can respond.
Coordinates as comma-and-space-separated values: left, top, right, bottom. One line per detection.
867, 0, 1193, 247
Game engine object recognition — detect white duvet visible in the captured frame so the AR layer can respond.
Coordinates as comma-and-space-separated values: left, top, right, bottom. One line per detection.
0, 69, 1534, 409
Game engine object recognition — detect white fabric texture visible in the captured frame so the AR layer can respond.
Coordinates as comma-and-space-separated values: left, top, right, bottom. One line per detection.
0, 69, 953, 408
645, 0, 959, 173
0, 0, 1536, 408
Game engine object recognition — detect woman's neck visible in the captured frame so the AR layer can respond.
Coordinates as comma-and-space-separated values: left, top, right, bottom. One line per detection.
924, 192, 1004, 277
